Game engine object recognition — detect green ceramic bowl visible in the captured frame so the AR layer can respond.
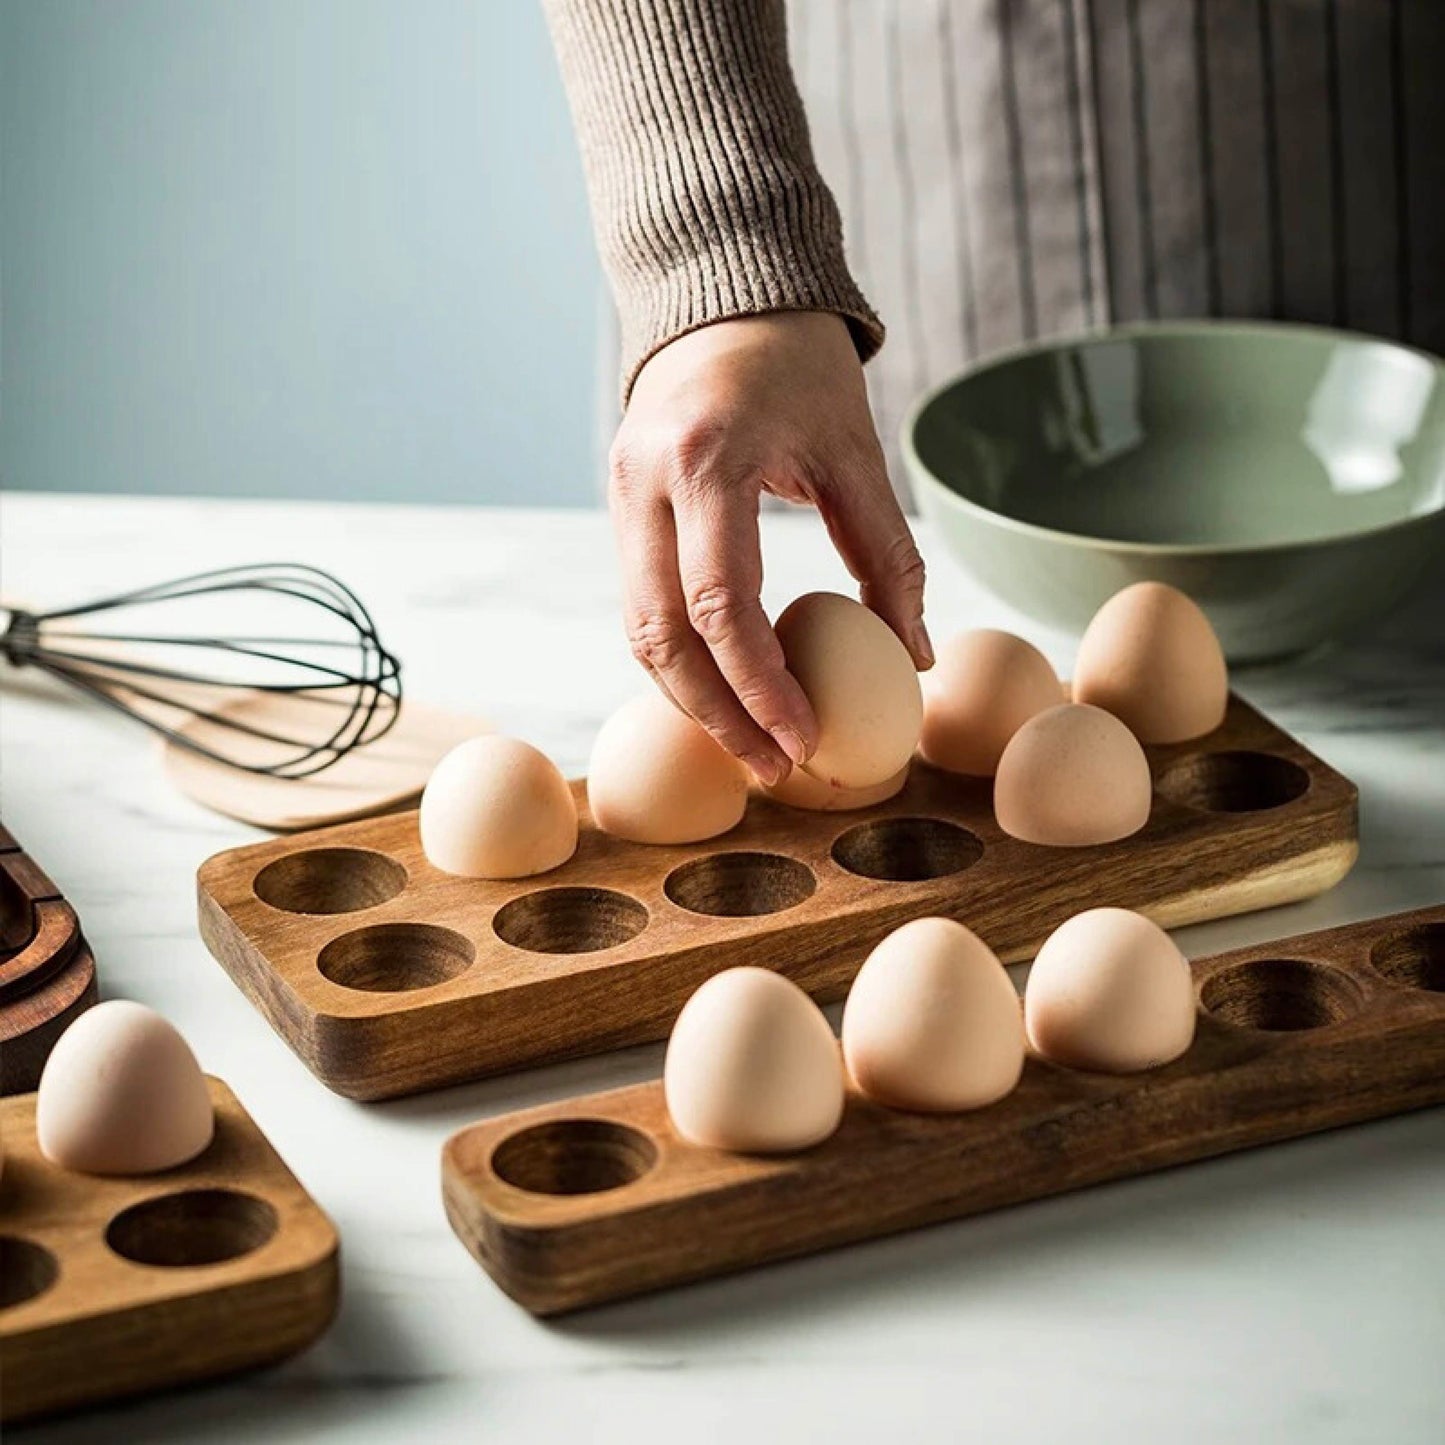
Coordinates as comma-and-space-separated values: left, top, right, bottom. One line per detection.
904, 322, 1445, 661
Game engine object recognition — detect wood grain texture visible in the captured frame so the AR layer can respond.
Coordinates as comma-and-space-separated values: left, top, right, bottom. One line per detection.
165, 696, 488, 832
442, 905, 1445, 1315
0, 823, 98, 1095
0, 1077, 339, 1424
197, 695, 1358, 1100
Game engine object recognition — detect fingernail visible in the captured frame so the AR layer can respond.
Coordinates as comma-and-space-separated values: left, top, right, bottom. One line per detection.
745, 753, 785, 788
771, 726, 809, 766
911, 623, 935, 669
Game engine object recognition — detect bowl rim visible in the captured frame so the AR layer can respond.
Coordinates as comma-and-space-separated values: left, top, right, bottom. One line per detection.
902, 318, 1445, 558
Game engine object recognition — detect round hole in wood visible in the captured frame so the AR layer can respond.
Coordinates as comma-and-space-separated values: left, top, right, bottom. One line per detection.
105, 1189, 279, 1268
1156, 751, 1310, 814
317, 922, 475, 992
1199, 958, 1366, 1032
253, 847, 407, 915
830, 816, 984, 883
0, 1236, 59, 1309
492, 887, 648, 955
491, 1119, 658, 1196
663, 851, 816, 918
1370, 923, 1445, 993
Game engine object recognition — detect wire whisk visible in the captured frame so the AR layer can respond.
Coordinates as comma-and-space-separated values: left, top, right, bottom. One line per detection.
1, 563, 402, 778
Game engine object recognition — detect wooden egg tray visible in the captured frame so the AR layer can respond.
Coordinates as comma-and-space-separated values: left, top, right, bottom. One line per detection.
0, 1077, 339, 1423
197, 695, 1357, 1101
0, 820, 97, 1094
442, 904, 1445, 1315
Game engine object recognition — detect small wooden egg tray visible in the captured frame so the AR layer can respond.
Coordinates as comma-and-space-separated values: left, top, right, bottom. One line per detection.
0, 820, 97, 1094
197, 695, 1357, 1101
0, 1077, 339, 1424
442, 904, 1445, 1315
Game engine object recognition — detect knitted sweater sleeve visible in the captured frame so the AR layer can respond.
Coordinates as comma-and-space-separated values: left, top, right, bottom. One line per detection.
542, 0, 883, 404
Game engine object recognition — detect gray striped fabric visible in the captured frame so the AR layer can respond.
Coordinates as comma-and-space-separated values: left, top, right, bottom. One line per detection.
797, 0, 1445, 499
594, 0, 1444, 504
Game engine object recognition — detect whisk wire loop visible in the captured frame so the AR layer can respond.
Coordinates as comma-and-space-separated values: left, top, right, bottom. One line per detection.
1, 563, 403, 778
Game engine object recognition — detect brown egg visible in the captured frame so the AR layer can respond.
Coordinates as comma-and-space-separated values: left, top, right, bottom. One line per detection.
37, 1002, 214, 1175
420, 735, 577, 878
1073, 582, 1228, 743
588, 693, 749, 844
774, 592, 923, 790
920, 629, 1064, 776
842, 918, 1025, 1111
664, 967, 844, 1153
1024, 908, 1196, 1072
763, 761, 909, 812
994, 703, 1152, 846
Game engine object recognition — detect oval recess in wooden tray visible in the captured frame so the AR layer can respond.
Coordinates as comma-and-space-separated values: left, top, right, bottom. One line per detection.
196, 694, 1358, 1101
0, 1076, 339, 1423
442, 905, 1445, 1315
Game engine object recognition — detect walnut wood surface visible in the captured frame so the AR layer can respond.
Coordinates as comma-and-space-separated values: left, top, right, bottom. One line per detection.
442, 905, 1445, 1315
0, 1077, 339, 1423
0, 823, 98, 1095
197, 695, 1358, 1100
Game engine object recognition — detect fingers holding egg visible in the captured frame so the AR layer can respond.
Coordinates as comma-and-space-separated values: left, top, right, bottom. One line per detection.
774, 592, 923, 790
762, 760, 909, 812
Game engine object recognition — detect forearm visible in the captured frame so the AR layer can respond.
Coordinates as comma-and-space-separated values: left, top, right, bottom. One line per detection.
543, 0, 883, 403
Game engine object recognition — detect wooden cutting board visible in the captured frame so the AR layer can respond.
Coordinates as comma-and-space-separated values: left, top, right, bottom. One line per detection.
2, 609, 484, 832
442, 905, 1445, 1314
0, 1076, 339, 1423
196, 693, 1357, 1100
165, 695, 486, 831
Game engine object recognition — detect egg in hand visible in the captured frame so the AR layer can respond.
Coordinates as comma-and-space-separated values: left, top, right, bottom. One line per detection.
774, 592, 923, 790
763, 761, 909, 812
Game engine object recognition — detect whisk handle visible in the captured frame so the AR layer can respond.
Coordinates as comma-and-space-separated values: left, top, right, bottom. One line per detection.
1, 606, 38, 667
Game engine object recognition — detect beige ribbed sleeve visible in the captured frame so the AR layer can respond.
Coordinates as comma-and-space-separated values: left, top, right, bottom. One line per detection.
543, 0, 884, 405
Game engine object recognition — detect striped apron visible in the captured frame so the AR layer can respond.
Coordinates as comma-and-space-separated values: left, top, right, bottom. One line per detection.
601, 0, 1445, 504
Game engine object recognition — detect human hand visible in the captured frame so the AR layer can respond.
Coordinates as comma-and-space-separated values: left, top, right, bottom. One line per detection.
608, 311, 932, 786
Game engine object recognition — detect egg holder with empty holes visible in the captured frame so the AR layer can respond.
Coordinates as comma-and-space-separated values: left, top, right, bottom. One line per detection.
197, 694, 1358, 1101
0, 1077, 339, 1424
442, 905, 1445, 1314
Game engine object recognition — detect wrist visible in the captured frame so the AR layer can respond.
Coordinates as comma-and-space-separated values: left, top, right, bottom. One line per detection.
626, 302, 882, 410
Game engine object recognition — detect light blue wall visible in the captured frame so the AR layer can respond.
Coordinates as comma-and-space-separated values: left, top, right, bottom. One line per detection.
0, 0, 606, 505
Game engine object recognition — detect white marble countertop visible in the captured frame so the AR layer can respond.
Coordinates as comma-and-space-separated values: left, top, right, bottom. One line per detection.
2, 492, 1442, 1444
